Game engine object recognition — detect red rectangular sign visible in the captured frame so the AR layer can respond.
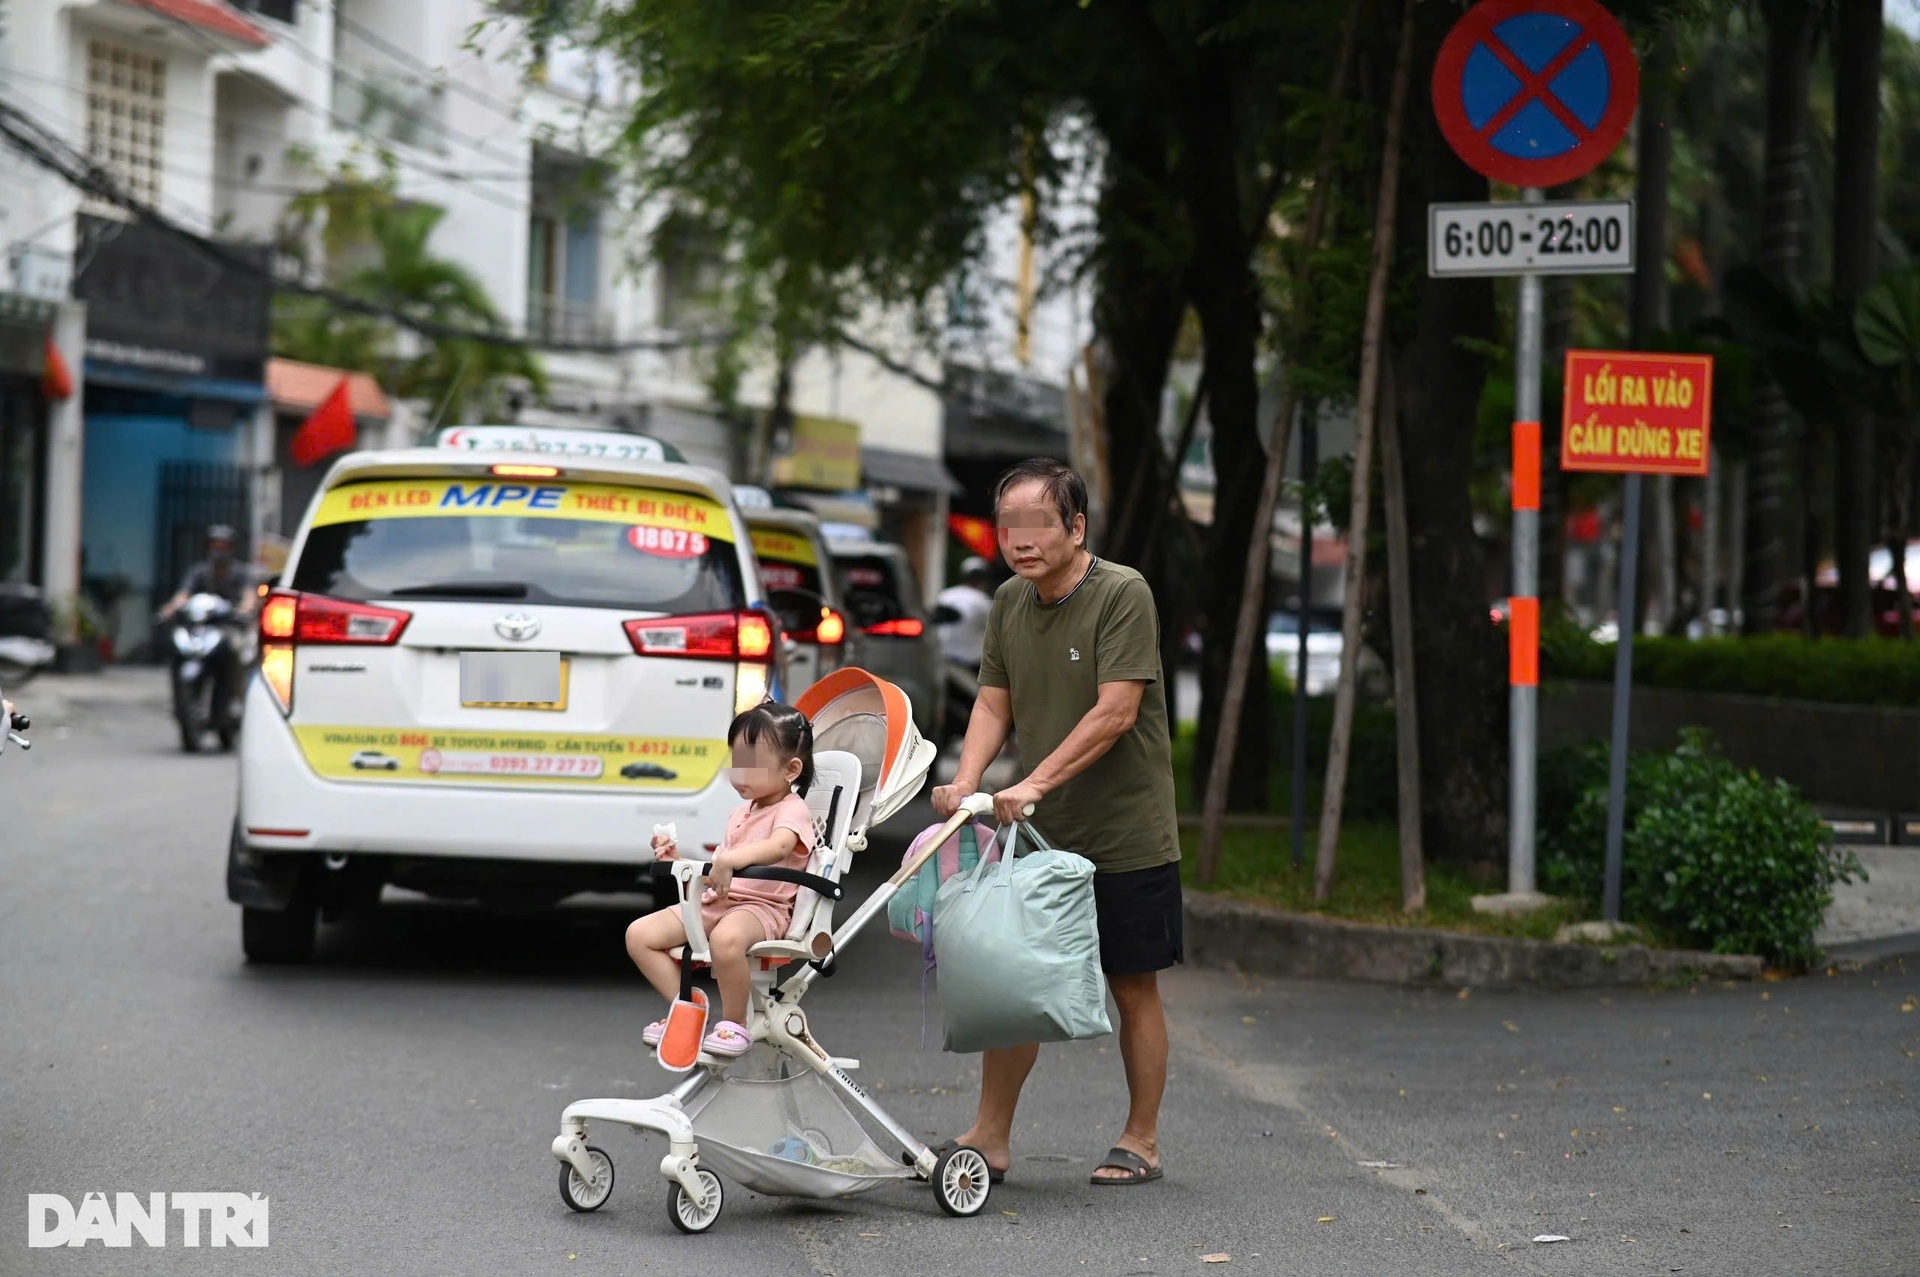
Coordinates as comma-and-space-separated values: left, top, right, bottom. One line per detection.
1561, 350, 1713, 477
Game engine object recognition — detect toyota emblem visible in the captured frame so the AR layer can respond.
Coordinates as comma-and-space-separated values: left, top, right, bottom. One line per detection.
495, 612, 541, 642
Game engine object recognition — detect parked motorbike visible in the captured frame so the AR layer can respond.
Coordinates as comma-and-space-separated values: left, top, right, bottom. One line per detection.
0, 583, 57, 688
166, 593, 244, 753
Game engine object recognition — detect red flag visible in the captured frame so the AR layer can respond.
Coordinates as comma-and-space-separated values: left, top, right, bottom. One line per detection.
948, 513, 996, 562
290, 377, 357, 467
41, 333, 73, 401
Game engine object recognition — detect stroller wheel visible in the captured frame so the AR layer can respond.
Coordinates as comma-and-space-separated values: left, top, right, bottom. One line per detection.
668, 1168, 724, 1234
558, 1146, 615, 1212
932, 1145, 993, 1218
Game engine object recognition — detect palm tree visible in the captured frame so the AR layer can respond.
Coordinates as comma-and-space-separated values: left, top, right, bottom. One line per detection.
274, 178, 543, 423
1741, 0, 1823, 634
1832, 0, 1885, 638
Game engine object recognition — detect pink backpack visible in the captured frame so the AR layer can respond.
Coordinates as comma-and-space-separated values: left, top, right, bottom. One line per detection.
888, 819, 1000, 1046
888, 819, 1000, 951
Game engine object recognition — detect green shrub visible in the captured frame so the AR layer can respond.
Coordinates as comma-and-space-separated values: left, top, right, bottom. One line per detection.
1539, 730, 1863, 967
1541, 630, 1920, 707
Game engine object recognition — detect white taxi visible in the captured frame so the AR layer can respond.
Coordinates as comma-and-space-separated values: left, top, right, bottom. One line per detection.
738, 491, 852, 701
229, 426, 780, 962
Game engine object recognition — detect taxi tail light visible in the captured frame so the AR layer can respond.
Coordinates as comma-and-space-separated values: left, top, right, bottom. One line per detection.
289, 593, 412, 645
624, 610, 777, 662
863, 617, 924, 638
257, 591, 413, 715
785, 609, 847, 646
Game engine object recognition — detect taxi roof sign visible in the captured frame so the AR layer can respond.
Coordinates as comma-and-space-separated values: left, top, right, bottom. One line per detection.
733, 485, 776, 510
435, 425, 686, 464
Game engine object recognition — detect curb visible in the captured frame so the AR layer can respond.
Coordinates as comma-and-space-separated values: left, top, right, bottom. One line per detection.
1821, 930, 1920, 965
1184, 892, 1764, 990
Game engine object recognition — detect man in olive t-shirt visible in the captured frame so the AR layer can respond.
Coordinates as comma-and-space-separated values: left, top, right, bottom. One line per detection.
932, 458, 1180, 1189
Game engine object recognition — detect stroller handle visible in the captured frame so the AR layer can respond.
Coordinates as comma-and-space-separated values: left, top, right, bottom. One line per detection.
649, 860, 843, 900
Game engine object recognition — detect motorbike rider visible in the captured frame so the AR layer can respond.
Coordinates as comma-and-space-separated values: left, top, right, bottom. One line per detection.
936, 555, 995, 676
158, 525, 257, 622
156, 525, 254, 731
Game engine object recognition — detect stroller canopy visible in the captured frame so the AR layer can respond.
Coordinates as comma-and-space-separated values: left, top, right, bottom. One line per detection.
795, 668, 935, 830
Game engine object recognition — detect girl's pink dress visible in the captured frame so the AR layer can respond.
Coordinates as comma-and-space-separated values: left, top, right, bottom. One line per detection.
698, 792, 817, 943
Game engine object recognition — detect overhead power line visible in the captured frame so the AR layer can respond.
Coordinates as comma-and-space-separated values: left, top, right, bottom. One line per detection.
0, 100, 732, 356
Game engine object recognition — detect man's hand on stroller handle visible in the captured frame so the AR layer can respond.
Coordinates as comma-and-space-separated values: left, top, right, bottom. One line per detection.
934, 789, 1033, 823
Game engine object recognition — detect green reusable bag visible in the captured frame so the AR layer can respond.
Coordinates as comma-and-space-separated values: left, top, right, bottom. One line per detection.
931, 821, 1113, 1054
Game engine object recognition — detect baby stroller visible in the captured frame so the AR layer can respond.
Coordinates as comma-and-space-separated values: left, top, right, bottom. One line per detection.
551, 668, 1004, 1232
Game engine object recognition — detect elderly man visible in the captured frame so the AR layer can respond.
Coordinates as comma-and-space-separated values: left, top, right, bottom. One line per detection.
931, 457, 1180, 1188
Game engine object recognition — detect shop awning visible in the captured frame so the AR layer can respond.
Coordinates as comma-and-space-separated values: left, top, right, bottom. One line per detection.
267, 358, 391, 420
860, 446, 962, 496
85, 359, 267, 403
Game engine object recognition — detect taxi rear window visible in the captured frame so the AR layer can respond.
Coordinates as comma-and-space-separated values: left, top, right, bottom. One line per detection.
750, 526, 830, 631
834, 553, 918, 628
292, 476, 744, 613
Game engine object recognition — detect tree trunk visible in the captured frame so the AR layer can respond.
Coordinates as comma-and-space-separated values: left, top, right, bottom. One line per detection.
1088, 119, 1187, 721
1834, 0, 1884, 639
1177, 43, 1271, 815
1380, 347, 1425, 912
1193, 1, 1358, 881
1743, 0, 1821, 634
1313, 0, 1416, 900
1390, 0, 1506, 872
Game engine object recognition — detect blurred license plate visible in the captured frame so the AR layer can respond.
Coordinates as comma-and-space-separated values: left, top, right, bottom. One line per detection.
461, 652, 566, 709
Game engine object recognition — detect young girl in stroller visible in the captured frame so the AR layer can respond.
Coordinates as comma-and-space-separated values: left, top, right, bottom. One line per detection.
626, 702, 818, 1059
553, 668, 1006, 1230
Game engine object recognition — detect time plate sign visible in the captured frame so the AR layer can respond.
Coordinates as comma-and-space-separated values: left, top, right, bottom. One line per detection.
1428, 199, 1634, 277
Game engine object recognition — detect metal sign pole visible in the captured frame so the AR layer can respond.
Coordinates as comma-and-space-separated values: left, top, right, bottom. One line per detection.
1602, 472, 1643, 922
1510, 186, 1545, 897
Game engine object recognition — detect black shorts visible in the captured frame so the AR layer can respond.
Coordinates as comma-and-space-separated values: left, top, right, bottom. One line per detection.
1092, 861, 1185, 976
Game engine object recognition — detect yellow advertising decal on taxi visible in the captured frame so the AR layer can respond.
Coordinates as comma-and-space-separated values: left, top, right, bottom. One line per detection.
312, 479, 735, 543
294, 724, 726, 790
750, 527, 819, 566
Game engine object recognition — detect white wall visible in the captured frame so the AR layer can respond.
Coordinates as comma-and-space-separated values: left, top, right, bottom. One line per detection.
774, 333, 946, 460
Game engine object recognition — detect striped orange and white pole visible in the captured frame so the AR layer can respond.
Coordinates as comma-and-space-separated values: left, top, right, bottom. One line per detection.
1509, 189, 1544, 898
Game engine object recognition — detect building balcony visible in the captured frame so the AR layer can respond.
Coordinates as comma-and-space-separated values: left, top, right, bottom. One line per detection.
528, 295, 617, 349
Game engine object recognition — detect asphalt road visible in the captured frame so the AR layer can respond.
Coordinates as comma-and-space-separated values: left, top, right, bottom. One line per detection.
3, 688, 1916, 1275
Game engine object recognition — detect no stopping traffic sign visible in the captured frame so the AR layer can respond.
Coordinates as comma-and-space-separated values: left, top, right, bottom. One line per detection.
1432, 0, 1639, 189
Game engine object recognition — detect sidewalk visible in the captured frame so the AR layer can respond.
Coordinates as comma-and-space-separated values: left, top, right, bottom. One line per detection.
11, 668, 170, 725
1817, 845, 1920, 961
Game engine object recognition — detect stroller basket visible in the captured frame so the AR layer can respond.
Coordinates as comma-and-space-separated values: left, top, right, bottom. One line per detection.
685, 1068, 911, 1198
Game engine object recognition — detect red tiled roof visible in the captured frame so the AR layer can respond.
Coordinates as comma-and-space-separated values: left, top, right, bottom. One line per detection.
117, 0, 270, 50
267, 359, 392, 420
